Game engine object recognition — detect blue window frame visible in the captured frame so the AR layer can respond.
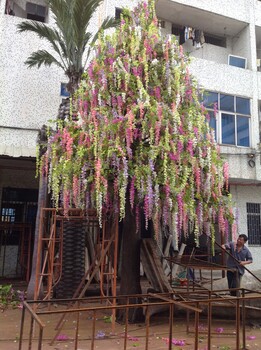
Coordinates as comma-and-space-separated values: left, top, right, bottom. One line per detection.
237, 116, 250, 147
203, 92, 218, 109
203, 91, 251, 147
222, 113, 235, 145
220, 94, 234, 112
236, 97, 250, 115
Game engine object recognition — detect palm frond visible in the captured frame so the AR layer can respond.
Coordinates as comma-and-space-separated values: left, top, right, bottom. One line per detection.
47, 0, 73, 62
18, 0, 118, 88
17, 21, 69, 69
25, 50, 65, 70
17, 20, 56, 39
73, 0, 103, 38
71, 0, 102, 70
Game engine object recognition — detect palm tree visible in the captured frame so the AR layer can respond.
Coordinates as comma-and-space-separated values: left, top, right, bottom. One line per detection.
18, 0, 117, 299
17, 0, 116, 94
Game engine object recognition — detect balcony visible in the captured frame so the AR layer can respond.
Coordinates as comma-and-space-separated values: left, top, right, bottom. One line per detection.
156, 0, 251, 68
156, 0, 250, 23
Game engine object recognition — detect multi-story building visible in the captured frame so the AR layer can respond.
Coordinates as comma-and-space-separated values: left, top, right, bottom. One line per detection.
156, 0, 261, 271
0, 0, 260, 278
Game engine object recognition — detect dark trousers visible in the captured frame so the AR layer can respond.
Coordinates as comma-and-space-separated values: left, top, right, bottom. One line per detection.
227, 270, 242, 296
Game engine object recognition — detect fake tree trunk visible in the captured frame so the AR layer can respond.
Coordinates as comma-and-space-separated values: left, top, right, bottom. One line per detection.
119, 199, 144, 323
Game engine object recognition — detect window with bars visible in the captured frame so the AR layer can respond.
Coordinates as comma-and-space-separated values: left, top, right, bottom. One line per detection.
247, 203, 261, 245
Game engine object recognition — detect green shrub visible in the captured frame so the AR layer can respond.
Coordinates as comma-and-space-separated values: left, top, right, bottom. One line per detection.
0, 284, 24, 310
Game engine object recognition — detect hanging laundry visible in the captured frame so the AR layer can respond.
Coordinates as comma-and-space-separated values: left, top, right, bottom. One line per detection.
193, 29, 200, 46
200, 31, 205, 45
192, 29, 204, 48
184, 27, 189, 41
188, 27, 194, 39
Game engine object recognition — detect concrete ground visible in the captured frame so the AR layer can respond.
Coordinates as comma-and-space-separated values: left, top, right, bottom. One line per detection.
1, 274, 261, 350
1, 302, 261, 350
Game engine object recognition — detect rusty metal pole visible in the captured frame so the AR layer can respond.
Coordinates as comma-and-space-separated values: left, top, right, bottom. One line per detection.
168, 303, 173, 350
38, 327, 43, 350
207, 291, 212, 350
18, 304, 26, 350
194, 303, 199, 350
236, 298, 240, 350
74, 300, 80, 350
28, 315, 34, 350
186, 307, 190, 334
91, 310, 96, 350
124, 298, 129, 350
145, 304, 150, 350
242, 289, 246, 350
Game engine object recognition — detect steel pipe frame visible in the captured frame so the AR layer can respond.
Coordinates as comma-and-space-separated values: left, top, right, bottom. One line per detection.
19, 293, 201, 350
178, 288, 261, 350
19, 291, 261, 350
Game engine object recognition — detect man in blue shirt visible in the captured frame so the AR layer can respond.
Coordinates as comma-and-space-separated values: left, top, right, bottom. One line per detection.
222, 234, 253, 296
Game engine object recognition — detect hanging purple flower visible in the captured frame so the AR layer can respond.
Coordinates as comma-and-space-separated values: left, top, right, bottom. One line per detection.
130, 177, 136, 209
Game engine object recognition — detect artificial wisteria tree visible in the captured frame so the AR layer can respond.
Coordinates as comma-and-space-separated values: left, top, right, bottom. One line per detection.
41, 0, 236, 298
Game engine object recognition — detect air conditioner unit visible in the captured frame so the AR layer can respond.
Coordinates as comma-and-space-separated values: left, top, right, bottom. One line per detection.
228, 54, 247, 69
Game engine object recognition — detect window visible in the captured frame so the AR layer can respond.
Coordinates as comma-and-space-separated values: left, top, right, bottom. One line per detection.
203, 91, 251, 147
247, 203, 261, 245
1, 208, 16, 223
171, 25, 180, 36
1, 188, 38, 223
204, 33, 226, 48
170, 23, 226, 48
228, 55, 247, 69
26, 2, 46, 22
61, 83, 70, 97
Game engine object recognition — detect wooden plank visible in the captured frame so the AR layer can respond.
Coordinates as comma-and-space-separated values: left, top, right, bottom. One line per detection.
141, 240, 162, 292
141, 239, 172, 293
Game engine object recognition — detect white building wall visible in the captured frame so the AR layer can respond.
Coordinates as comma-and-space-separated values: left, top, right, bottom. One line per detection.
189, 59, 254, 97
185, 42, 231, 65
230, 185, 261, 271
232, 25, 252, 68
0, 6, 66, 156
0, 0, 140, 157
255, 1, 261, 28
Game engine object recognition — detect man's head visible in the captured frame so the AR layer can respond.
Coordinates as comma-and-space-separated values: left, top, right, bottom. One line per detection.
237, 234, 248, 246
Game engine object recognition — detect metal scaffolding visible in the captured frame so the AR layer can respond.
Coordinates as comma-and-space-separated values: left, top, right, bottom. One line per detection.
33, 208, 118, 305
